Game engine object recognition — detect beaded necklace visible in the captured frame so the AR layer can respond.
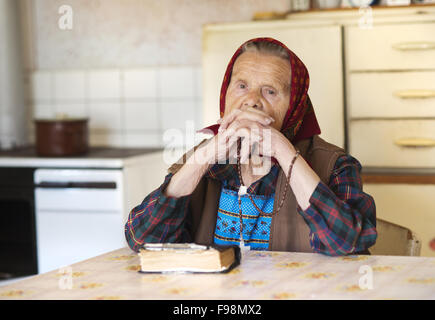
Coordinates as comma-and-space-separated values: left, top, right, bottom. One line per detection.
236, 139, 300, 250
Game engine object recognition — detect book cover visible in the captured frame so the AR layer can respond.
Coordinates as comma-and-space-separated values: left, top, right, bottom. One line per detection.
138, 243, 241, 274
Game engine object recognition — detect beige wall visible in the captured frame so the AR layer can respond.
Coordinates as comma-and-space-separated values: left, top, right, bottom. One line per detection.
21, 0, 292, 148
23, 0, 291, 70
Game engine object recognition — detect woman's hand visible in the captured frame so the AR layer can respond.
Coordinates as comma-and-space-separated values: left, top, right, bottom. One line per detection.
203, 108, 273, 164
217, 108, 274, 132
208, 108, 298, 164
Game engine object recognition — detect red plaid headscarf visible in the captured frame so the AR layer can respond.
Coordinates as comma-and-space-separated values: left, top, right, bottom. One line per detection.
200, 37, 321, 144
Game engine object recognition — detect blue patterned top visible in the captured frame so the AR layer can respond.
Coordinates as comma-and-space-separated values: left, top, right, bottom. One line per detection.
213, 182, 275, 251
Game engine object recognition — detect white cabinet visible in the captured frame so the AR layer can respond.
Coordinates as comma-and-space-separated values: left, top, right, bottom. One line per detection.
202, 22, 345, 148
363, 183, 435, 257
344, 18, 435, 257
346, 22, 435, 71
348, 72, 435, 119
345, 21, 435, 167
0, 149, 168, 274
33, 152, 169, 274
350, 119, 435, 168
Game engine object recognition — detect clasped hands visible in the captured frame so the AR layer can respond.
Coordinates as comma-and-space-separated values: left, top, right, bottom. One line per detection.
202, 108, 297, 167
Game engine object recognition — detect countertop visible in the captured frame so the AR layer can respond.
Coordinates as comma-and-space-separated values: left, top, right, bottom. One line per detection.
1, 247, 434, 300
0, 146, 164, 168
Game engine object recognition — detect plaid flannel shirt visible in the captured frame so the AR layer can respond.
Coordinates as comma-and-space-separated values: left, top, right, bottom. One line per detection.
125, 154, 377, 256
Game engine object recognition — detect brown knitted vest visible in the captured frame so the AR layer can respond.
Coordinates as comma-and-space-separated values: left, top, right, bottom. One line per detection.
168, 135, 346, 252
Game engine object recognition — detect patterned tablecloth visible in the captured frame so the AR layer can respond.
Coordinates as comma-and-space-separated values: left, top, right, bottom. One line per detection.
1, 247, 435, 300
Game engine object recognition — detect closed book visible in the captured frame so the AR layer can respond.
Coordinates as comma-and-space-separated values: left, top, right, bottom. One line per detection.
138, 243, 241, 274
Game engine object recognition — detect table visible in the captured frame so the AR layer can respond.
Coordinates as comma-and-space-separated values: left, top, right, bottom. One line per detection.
1, 247, 434, 300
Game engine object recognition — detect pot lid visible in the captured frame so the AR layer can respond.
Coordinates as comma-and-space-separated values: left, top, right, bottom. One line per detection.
34, 113, 89, 122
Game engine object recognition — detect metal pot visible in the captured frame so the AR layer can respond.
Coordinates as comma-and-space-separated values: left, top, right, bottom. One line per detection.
34, 114, 89, 157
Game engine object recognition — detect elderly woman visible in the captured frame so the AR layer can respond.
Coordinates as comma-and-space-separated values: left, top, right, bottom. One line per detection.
125, 38, 377, 256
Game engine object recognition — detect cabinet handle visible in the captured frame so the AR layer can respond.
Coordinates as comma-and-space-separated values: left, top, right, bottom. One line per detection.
394, 90, 435, 99
392, 42, 435, 51
394, 138, 435, 148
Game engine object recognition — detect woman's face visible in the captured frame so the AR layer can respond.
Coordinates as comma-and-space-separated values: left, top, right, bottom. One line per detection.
224, 51, 291, 131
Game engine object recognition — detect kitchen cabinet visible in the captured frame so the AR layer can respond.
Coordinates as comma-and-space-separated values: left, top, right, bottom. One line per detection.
202, 21, 345, 148
346, 21, 435, 164
0, 147, 167, 276
344, 15, 435, 257
348, 72, 435, 119
346, 22, 435, 71
350, 119, 435, 168
363, 182, 435, 257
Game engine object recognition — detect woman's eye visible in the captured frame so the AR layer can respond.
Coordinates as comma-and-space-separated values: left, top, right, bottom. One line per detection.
264, 88, 276, 96
238, 83, 246, 89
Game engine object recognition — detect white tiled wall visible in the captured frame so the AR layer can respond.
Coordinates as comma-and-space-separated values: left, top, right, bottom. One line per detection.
28, 66, 204, 148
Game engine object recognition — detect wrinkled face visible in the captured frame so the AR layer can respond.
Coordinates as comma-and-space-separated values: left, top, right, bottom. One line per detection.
224, 51, 291, 131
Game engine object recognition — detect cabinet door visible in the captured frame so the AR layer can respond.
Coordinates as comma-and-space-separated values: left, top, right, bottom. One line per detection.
202, 23, 345, 148
346, 22, 435, 71
364, 183, 435, 257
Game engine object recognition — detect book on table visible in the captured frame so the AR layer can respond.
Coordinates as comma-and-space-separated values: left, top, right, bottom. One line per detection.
138, 243, 241, 273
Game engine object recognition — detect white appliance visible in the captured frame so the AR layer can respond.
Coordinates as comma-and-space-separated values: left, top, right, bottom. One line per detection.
34, 169, 126, 274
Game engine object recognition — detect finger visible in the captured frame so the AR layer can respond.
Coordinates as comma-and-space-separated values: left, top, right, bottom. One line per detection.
218, 109, 241, 132
219, 107, 274, 132
219, 119, 265, 157
242, 136, 263, 164
233, 127, 263, 145
238, 108, 275, 126
240, 108, 275, 126
256, 139, 273, 158
220, 109, 274, 132
232, 128, 262, 164
240, 144, 250, 164
228, 140, 239, 163
224, 117, 265, 135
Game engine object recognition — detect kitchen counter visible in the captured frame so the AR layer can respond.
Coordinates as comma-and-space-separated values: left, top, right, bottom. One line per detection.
1, 247, 434, 300
0, 146, 164, 168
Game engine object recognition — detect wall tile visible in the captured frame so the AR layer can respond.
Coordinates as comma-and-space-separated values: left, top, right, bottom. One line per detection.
195, 99, 204, 129
88, 70, 121, 100
160, 100, 197, 132
123, 69, 157, 99
124, 132, 162, 148
89, 132, 124, 147
55, 102, 88, 118
193, 66, 203, 99
27, 66, 205, 149
89, 102, 122, 132
124, 101, 159, 131
30, 71, 52, 101
158, 66, 195, 99
53, 71, 86, 101
33, 103, 54, 119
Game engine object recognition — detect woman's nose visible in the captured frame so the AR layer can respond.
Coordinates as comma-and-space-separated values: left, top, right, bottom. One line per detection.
242, 92, 263, 110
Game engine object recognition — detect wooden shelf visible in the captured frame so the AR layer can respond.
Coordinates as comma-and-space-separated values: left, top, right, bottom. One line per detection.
298, 3, 435, 13
362, 172, 435, 184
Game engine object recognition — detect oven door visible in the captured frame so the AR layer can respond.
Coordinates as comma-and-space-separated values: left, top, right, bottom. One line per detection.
34, 169, 126, 274
0, 168, 37, 280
